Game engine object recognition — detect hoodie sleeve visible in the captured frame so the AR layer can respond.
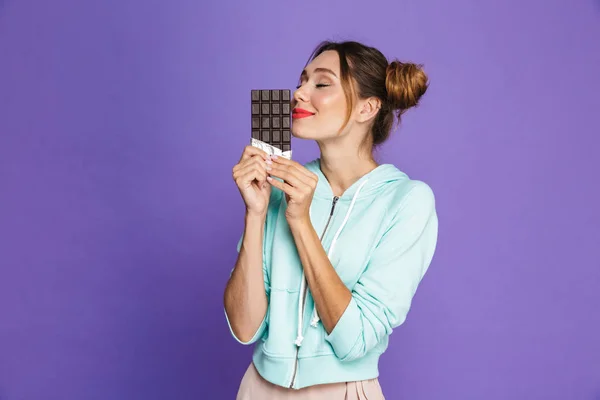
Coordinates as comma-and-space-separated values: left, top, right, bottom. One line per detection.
324, 182, 438, 362
224, 188, 282, 345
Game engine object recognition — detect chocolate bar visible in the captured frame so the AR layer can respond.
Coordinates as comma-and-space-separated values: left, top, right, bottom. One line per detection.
251, 89, 292, 159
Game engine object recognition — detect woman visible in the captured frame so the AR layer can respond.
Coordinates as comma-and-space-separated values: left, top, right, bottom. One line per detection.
224, 40, 438, 399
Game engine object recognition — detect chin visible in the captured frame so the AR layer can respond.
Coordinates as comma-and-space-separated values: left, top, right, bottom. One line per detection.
290, 126, 313, 140
291, 126, 341, 142
291, 123, 330, 140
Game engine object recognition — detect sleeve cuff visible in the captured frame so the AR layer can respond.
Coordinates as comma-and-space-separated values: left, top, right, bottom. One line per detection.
224, 307, 267, 345
324, 297, 362, 360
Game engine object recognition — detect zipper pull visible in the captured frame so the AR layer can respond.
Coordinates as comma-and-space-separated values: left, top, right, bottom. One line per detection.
330, 196, 339, 215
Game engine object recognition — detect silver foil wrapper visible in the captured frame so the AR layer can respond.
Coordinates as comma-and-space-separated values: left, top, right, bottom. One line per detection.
251, 138, 292, 160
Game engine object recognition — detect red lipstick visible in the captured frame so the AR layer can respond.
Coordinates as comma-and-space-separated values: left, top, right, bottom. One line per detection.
292, 108, 315, 119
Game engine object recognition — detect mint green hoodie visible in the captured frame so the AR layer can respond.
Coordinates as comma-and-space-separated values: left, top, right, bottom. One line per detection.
226, 158, 438, 390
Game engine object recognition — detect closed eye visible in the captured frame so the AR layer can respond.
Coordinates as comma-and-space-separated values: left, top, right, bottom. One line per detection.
295, 83, 330, 89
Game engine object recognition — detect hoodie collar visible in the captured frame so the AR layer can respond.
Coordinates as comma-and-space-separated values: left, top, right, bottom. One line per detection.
304, 158, 408, 201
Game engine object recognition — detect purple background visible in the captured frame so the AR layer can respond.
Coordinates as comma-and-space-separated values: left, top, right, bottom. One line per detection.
1, 0, 599, 399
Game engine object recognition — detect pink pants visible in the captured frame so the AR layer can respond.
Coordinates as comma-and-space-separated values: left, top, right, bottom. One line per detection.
236, 363, 386, 399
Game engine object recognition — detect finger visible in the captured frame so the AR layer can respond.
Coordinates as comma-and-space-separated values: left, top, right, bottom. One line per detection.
240, 145, 269, 162
234, 154, 268, 174
235, 163, 267, 184
237, 166, 266, 187
254, 164, 268, 184
267, 165, 307, 189
267, 176, 299, 197
268, 162, 316, 190
270, 155, 317, 182
238, 154, 267, 172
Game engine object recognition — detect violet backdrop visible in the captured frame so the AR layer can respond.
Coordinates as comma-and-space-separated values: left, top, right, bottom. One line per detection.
1, 0, 599, 399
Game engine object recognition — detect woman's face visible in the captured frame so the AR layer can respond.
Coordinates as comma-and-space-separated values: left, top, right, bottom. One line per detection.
291, 50, 352, 141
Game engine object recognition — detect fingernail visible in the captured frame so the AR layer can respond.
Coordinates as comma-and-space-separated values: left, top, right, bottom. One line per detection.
266, 164, 272, 170
271, 155, 278, 160
266, 159, 272, 165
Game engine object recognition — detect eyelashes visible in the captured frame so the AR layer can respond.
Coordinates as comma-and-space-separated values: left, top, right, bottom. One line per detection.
295, 83, 331, 89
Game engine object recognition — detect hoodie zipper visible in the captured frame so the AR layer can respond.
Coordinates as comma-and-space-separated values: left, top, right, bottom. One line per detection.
289, 195, 339, 389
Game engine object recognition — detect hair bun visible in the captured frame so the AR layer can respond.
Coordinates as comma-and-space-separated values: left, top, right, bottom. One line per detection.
385, 60, 428, 112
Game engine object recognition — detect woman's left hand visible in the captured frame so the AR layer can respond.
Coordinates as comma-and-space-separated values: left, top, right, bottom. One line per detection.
266, 155, 318, 224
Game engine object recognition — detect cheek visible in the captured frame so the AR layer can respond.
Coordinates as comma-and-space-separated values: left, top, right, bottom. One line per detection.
313, 91, 346, 115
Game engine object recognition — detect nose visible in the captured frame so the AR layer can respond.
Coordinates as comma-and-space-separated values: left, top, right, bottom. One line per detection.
293, 85, 309, 106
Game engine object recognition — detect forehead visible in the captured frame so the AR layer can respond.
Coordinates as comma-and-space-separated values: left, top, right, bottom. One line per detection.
304, 50, 340, 74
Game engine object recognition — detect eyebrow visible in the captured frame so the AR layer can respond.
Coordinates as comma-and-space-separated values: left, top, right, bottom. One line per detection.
300, 67, 338, 79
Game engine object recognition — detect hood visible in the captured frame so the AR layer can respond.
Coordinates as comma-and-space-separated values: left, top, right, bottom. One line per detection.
304, 158, 409, 200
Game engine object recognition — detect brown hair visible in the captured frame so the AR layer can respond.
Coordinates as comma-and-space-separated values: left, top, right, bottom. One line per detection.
304, 40, 428, 150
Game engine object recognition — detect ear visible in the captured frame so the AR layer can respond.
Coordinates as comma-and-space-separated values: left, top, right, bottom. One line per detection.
356, 96, 381, 123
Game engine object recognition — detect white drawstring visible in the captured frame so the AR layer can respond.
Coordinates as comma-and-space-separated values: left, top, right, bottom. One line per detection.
294, 206, 313, 347
294, 270, 306, 346
310, 179, 369, 329
295, 179, 370, 346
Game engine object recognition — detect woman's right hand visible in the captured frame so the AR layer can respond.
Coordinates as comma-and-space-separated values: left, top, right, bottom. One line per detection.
232, 146, 272, 217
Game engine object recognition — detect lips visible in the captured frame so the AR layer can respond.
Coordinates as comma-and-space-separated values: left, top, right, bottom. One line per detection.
292, 108, 315, 119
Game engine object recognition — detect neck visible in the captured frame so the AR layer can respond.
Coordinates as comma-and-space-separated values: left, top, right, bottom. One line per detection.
316, 145, 378, 198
